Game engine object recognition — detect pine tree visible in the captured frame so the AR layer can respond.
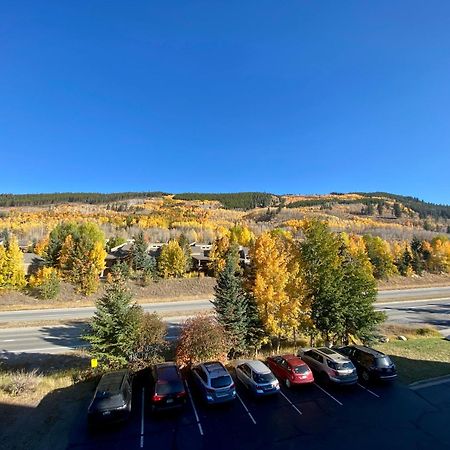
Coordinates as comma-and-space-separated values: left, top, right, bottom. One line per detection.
84, 268, 142, 368
411, 236, 424, 275
212, 249, 249, 356
339, 246, 384, 344
244, 293, 266, 356
132, 231, 149, 271
300, 220, 345, 344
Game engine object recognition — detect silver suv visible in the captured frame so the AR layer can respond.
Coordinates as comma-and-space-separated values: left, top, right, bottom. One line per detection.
299, 347, 358, 385
192, 361, 236, 404
235, 359, 280, 396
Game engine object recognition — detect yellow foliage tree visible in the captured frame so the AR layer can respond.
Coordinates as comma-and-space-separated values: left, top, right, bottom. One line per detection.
229, 225, 254, 247
0, 236, 26, 289
248, 232, 303, 347
157, 240, 187, 278
208, 235, 231, 276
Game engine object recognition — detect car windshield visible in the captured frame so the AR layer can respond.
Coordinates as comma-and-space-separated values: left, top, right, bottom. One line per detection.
375, 356, 393, 368
253, 372, 275, 384
293, 365, 309, 374
211, 375, 232, 388
156, 380, 184, 395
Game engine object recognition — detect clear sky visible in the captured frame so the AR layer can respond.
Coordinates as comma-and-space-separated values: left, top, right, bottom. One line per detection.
1, 1, 449, 204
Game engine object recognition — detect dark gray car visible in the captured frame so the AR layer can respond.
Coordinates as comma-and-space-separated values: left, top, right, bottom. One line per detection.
88, 370, 132, 425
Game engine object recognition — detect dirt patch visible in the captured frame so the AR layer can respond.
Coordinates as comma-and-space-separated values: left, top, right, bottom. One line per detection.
378, 273, 450, 290
0, 353, 95, 450
0, 277, 216, 311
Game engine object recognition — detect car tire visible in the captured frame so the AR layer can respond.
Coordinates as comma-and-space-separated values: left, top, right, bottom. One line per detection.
362, 370, 370, 382
285, 379, 291, 388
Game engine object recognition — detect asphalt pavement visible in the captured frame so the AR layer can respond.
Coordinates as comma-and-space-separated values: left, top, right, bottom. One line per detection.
66, 369, 450, 450
1, 287, 450, 355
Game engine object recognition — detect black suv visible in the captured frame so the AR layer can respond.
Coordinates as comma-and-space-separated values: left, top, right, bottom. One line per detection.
88, 370, 132, 425
150, 362, 186, 412
336, 345, 397, 382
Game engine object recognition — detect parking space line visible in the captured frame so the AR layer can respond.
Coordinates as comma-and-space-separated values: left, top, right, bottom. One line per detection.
313, 383, 343, 406
185, 380, 204, 436
279, 390, 303, 416
236, 393, 257, 425
140, 388, 145, 448
357, 383, 380, 398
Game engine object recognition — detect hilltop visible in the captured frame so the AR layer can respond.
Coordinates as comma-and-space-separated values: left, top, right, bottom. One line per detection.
0, 191, 448, 245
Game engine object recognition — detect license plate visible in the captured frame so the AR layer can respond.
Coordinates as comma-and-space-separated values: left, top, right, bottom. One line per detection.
166, 399, 174, 404
216, 391, 227, 397
102, 411, 111, 416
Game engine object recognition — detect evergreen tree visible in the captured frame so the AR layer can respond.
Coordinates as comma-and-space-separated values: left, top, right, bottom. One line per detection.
397, 247, 413, 276
84, 268, 142, 368
393, 202, 402, 218
244, 293, 266, 356
377, 203, 384, 216
411, 237, 424, 275
339, 246, 385, 344
300, 220, 345, 344
132, 231, 149, 271
212, 249, 249, 356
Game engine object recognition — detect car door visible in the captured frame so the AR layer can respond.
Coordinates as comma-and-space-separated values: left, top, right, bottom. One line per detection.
269, 358, 283, 379
279, 358, 290, 381
238, 364, 253, 389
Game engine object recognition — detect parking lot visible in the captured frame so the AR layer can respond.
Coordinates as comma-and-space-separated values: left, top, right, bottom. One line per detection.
66, 367, 450, 450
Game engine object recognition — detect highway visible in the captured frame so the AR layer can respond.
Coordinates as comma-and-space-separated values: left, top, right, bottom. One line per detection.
0, 286, 449, 355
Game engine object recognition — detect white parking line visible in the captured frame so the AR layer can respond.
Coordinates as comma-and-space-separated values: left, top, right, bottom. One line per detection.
140, 388, 145, 448
236, 393, 257, 425
313, 383, 343, 406
185, 380, 204, 436
279, 390, 303, 416
357, 383, 380, 398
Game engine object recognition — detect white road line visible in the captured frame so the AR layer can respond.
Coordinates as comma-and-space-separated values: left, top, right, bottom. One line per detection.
1, 339, 15, 342
236, 393, 257, 425
140, 388, 145, 448
357, 383, 380, 398
313, 383, 343, 406
279, 390, 303, 415
185, 380, 204, 436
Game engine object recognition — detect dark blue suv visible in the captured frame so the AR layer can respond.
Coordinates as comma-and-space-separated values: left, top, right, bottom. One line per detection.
336, 345, 397, 382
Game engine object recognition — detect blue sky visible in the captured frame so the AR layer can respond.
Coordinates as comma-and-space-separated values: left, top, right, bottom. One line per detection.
1, 1, 449, 204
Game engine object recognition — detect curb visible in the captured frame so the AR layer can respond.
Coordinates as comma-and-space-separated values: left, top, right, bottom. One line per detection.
409, 374, 450, 390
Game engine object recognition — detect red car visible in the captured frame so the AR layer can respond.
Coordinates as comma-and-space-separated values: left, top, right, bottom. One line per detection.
266, 354, 314, 387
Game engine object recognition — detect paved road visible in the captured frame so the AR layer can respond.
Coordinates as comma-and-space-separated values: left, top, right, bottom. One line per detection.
65, 367, 450, 450
0, 317, 187, 356
1, 287, 449, 355
0, 299, 213, 324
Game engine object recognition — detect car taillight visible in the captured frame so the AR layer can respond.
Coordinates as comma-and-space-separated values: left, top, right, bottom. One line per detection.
230, 382, 235, 389
153, 394, 164, 402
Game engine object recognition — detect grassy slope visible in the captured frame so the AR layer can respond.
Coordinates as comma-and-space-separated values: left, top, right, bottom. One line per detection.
376, 338, 450, 384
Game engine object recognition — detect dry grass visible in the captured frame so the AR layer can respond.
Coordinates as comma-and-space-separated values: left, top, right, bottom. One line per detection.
378, 273, 450, 291
0, 277, 216, 311
378, 323, 442, 340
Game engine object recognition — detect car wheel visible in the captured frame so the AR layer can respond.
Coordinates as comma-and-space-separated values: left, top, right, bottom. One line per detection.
285, 379, 291, 388
362, 370, 370, 382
